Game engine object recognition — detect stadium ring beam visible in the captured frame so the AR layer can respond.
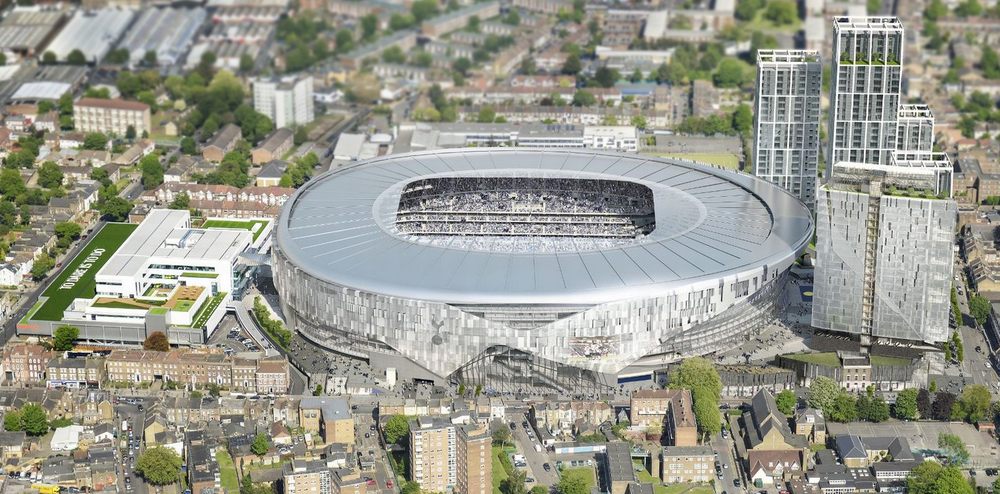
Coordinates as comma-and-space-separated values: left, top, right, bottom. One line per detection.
273, 148, 813, 392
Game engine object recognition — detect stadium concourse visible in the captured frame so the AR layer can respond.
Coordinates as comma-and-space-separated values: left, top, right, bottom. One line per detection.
273, 149, 813, 392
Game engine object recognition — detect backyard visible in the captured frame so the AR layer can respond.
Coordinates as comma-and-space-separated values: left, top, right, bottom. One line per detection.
33, 223, 138, 321
202, 219, 270, 241
215, 448, 239, 493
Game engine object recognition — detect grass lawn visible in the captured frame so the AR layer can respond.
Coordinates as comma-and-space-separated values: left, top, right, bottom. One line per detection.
492, 446, 509, 494
91, 300, 148, 310
191, 292, 227, 328
33, 223, 138, 321
559, 468, 595, 491
181, 271, 219, 279
215, 448, 239, 493
650, 152, 741, 170
202, 219, 270, 241
660, 486, 713, 494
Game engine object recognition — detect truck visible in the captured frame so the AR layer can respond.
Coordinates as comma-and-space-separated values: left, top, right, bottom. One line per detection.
121, 420, 129, 432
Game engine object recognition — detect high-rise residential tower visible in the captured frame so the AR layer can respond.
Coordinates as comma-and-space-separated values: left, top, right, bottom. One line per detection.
253, 75, 315, 129
753, 49, 823, 209
827, 17, 904, 167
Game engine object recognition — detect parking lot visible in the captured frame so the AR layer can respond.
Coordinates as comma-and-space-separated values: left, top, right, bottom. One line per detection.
208, 314, 264, 355
826, 421, 1000, 467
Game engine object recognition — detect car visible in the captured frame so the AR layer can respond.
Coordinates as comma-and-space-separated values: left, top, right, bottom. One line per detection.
136, 404, 143, 411
971, 470, 978, 477
721, 429, 729, 438
716, 472, 723, 479
977, 346, 983, 353
366, 478, 376, 486
723, 464, 728, 469
370, 425, 376, 431
369, 450, 375, 456
526, 478, 535, 483
386, 480, 393, 488
733, 479, 741, 487
543, 463, 551, 472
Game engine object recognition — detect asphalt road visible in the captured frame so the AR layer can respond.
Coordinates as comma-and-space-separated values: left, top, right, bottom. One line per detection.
510, 412, 559, 486
709, 429, 743, 494
356, 412, 396, 494
115, 399, 149, 494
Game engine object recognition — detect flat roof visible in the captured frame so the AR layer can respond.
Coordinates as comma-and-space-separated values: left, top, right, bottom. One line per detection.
43, 9, 135, 61
97, 209, 251, 279
276, 149, 813, 305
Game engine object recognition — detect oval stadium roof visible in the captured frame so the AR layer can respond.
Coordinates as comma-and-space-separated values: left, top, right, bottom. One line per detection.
276, 149, 813, 305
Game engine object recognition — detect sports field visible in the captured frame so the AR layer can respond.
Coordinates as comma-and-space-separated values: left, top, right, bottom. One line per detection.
33, 223, 138, 321
202, 219, 270, 241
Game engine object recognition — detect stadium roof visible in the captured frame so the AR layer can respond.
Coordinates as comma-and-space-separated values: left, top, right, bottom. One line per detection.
276, 149, 813, 305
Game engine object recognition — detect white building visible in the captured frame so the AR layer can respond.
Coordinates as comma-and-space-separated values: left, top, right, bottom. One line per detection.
253, 75, 315, 129
64, 210, 261, 331
753, 50, 822, 210
582, 126, 639, 152
50, 425, 85, 452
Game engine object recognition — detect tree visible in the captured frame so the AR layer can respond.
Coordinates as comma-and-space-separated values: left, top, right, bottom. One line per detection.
169, 192, 190, 211
411, 0, 439, 22
827, 392, 858, 423
136, 446, 183, 485
251, 432, 270, 457
593, 67, 619, 88
239, 53, 254, 73
37, 161, 63, 189
54, 222, 82, 249
334, 29, 354, 54
313, 385, 323, 396
907, 461, 974, 494
41, 51, 57, 64
764, 0, 798, 25
503, 10, 521, 25
143, 331, 170, 352
180, 137, 197, 155
732, 104, 753, 135
983, 46, 1000, 80
361, 14, 379, 40
96, 196, 133, 222
530, 487, 547, 494
925, 0, 948, 20
775, 389, 796, 415
562, 54, 582, 75
969, 294, 991, 326
932, 391, 956, 421
105, 48, 129, 65
382, 46, 406, 64
143, 50, 158, 67
140, 154, 164, 189
477, 107, 497, 123
31, 254, 54, 281
917, 388, 932, 418
4, 150, 34, 169
21, 404, 47, 436
713, 57, 749, 88
389, 13, 416, 31
52, 325, 79, 352
807, 376, 839, 412
894, 388, 919, 420
82, 132, 108, 151
955, 384, 992, 423
856, 394, 889, 422
452, 57, 472, 76
669, 357, 722, 436
67, 49, 87, 65
735, 0, 765, 20
384, 415, 410, 445
938, 432, 970, 465
956, 0, 984, 17
572, 90, 596, 107
558, 472, 589, 494
466, 15, 481, 32
3, 409, 21, 431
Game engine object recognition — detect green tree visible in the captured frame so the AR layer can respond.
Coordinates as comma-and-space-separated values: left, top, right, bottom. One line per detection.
983, 46, 1000, 79
31, 254, 54, 281
856, 393, 889, 422
529, 487, 546, 494
731, 104, 753, 135
361, 14, 379, 40
955, 384, 992, 423
105, 48, 129, 65
140, 154, 164, 189
477, 107, 497, 123
893, 388, 919, 420
969, 294, 991, 325
136, 446, 183, 485
562, 53, 582, 75
669, 357, 722, 436
630, 115, 647, 130
593, 67, 619, 88
572, 90, 596, 107
713, 57, 749, 88
384, 415, 410, 445
37, 161, 63, 189
41, 51, 57, 65
52, 325, 79, 351
180, 137, 197, 155
907, 461, 974, 494
807, 376, 839, 412
82, 132, 108, 151
411, 0, 439, 22
4, 149, 34, 169
334, 29, 354, 53
21, 404, 47, 436
557, 472, 589, 494
955, 0, 984, 17
735, 0, 765, 20
382, 46, 406, 64
764, 0, 798, 25
938, 432, 970, 465
775, 389, 796, 415
3, 409, 21, 431
239, 53, 254, 73
67, 49, 87, 65
466, 15, 480, 32
168, 192, 190, 211
925, 0, 948, 20
502, 468, 527, 494
54, 222, 82, 249
143, 50, 158, 67
96, 196, 133, 222
251, 432, 270, 457
389, 13, 416, 31
828, 392, 858, 423
143, 331, 170, 352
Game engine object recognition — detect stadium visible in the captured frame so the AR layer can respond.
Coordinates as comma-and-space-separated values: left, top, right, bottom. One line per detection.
273, 149, 813, 391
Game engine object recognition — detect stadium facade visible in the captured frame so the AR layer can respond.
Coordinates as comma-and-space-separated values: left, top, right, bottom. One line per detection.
273, 149, 813, 391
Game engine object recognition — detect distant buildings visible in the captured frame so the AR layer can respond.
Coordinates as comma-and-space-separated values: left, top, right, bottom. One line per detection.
73, 98, 151, 137
252, 127, 294, 165
106, 349, 290, 394
253, 75, 315, 129
421, 2, 500, 38
753, 50, 822, 209
409, 418, 492, 494
203, 123, 243, 162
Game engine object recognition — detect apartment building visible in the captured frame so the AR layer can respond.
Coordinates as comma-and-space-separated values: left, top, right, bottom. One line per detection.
661, 446, 714, 483
46, 357, 105, 388
1, 343, 51, 384
105, 348, 291, 393
456, 425, 491, 494
203, 123, 243, 162
753, 50, 822, 209
629, 389, 697, 446
895, 104, 935, 152
283, 459, 332, 494
253, 75, 315, 129
73, 98, 151, 137
252, 127, 294, 165
410, 417, 457, 492
421, 2, 500, 38
299, 397, 354, 446
827, 17, 905, 167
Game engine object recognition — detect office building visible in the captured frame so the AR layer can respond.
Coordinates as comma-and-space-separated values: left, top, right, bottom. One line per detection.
827, 17, 904, 167
753, 50, 822, 209
456, 425, 491, 494
73, 98, 151, 137
813, 152, 957, 344
253, 75, 315, 129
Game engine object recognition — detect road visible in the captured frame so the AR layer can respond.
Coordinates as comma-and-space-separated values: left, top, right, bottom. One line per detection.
115, 398, 149, 494
356, 412, 397, 494
509, 412, 559, 486
710, 429, 743, 494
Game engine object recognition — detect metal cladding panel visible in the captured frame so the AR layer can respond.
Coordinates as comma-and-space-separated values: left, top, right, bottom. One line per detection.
534, 257, 567, 292
555, 254, 596, 290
